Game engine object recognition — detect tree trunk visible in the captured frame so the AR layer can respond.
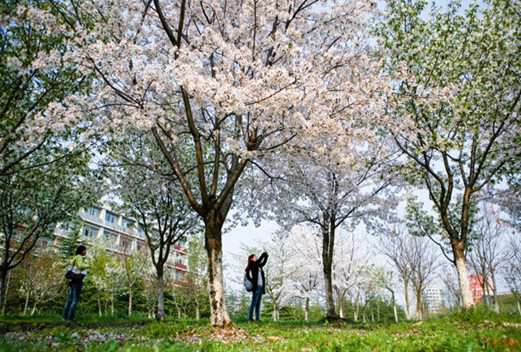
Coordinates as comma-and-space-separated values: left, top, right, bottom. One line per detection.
98, 297, 102, 316
128, 288, 133, 317
0, 269, 8, 315
415, 288, 423, 320
157, 275, 166, 320
111, 291, 115, 316
204, 218, 231, 327
30, 300, 38, 316
195, 301, 200, 320
517, 300, 521, 316
452, 241, 474, 308
23, 291, 30, 316
339, 301, 344, 319
490, 271, 499, 313
322, 226, 337, 319
304, 297, 309, 321
403, 279, 410, 320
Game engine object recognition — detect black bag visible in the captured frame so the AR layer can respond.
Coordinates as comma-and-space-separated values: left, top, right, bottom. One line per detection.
65, 269, 84, 282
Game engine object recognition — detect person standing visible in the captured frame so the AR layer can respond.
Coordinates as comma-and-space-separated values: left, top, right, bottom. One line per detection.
63, 245, 89, 321
245, 251, 269, 321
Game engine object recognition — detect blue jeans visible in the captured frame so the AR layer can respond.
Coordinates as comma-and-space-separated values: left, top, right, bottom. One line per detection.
248, 286, 263, 321
63, 282, 82, 320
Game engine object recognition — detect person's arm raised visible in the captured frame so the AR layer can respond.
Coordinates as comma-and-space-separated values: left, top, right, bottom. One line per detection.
258, 252, 269, 267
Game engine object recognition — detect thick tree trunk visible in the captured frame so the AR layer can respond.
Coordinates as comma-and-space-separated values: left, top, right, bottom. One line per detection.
157, 275, 166, 320
339, 301, 344, 319
322, 226, 337, 319
452, 241, 474, 308
204, 218, 231, 327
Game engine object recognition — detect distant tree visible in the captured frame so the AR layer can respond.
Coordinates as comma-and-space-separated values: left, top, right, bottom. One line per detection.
16, 249, 64, 316
376, 224, 413, 319
0, 156, 98, 314
468, 206, 507, 311
503, 234, 521, 316
184, 235, 208, 320
110, 134, 200, 320
123, 250, 148, 317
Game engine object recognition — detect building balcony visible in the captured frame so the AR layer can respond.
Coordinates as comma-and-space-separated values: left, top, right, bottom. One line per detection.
175, 262, 188, 271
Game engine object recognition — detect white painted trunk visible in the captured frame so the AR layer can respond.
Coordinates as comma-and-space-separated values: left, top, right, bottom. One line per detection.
454, 255, 474, 308
206, 237, 231, 327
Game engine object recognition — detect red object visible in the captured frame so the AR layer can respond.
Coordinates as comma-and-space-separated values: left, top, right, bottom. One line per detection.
469, 274, 494, 304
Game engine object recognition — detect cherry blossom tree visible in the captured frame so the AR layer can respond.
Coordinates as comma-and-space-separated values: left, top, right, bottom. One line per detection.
35, 0, 386, 326
265, 134, 396, 319
289, 228, 322, 321
379, 0, 521, 308
0, 1, 94, 178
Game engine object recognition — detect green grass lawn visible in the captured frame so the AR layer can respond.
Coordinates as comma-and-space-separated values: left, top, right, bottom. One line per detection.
1, 311, 520, 351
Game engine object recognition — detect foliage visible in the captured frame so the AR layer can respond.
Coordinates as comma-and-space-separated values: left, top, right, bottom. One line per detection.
0, 311, 520, 351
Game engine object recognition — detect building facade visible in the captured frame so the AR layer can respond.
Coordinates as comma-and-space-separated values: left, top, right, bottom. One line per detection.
423, 287, 444, 313
469, 274, 494, 304
53, 206, 188, 281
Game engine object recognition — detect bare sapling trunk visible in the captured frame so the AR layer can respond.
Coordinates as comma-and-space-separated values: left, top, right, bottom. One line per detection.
128, 288, 133, 317
304, 297, 309, 321
23, 291, 30, 316
204, 216, 231, 327
452, 240, 474, 308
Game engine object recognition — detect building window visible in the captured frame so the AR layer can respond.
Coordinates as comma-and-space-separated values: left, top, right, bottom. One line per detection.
123, 218, 135, 229
105, 211, 118, 224
177, 238, 187, 248
137, 224, 145, 238
86, 207, 101, 218
175, 271, 185, 281
102, 229, 119, 248
120, 238, 131, 253
82, 225, 99, 239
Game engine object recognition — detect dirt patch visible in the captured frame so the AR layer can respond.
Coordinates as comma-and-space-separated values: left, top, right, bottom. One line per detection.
176, 327, 283, 345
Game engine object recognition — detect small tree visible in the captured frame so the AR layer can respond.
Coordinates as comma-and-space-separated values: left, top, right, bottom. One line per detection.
503, 234, 521, 316
123, 251, 148, 317
468, 206, 506, 311
111, 134, 200, 320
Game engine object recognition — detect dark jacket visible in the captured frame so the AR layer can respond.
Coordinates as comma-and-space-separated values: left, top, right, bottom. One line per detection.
246, 252, 269, 294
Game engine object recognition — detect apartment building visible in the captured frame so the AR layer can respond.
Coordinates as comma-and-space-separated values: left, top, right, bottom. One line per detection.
423, 286, 444, 313
52, 206, 189, 281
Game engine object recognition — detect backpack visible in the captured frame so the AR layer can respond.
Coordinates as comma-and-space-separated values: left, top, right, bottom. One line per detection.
243, 272, 253, 292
